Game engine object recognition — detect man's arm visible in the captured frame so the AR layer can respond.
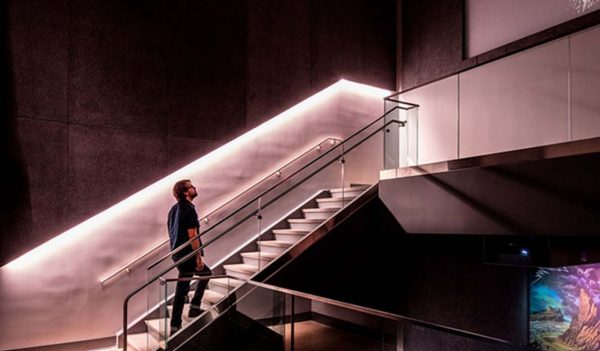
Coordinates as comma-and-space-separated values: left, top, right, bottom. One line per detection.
187, 227, 204, 270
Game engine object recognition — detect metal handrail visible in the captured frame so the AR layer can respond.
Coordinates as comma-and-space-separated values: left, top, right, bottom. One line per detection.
135, 275, 529, 350
123, 274, 244, 350
383, 93, 421, 108
99, 137, 341, 285
123, 110, 409, 350
158, 274, 243, 284
244, 280, 531, 350
145, 106, 406, 272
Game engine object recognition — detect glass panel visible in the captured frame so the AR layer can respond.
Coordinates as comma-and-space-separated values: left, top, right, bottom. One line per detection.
292, 299, 394, 351
406, 106, 419, 166
123, 279, 163, 351
153, 276, 249, 350
174, 284, 286, 350
127, 112, 391, 350
384, 103, 401, 169
160, 280, 526, 350
159, 278, 168, 348
384, 99, 419, 169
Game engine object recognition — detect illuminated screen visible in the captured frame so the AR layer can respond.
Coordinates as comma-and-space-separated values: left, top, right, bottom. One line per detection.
530, 264, 600, 350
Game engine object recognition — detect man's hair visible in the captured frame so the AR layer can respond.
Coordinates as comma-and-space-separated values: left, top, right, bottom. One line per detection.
173, 179, 191, 201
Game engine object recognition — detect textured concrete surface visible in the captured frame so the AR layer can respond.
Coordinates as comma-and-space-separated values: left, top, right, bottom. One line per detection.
67, 124, 166, 225
3, 0, 397, 264
401, 0, 600, 91
402, 0, 464, 90
9, 0, 69, 121
16, 118, 69, 244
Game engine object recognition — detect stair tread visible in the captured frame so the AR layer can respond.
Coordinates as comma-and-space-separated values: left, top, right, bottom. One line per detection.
202, 289, 225, 303
258, 240, 294, 247
184, 286, 225, 301
146, 318, 169, 335
273, 230, 310, 237
316, 196, 356, 202
302, 207, 339, 213
210, 277, 244, 288
287, 218, 322, 223
329, 185, 369, 192
240, 251, 279, 259
167, 305, 195, 324
127, 332, 161, 351
223, 263, 260, 273
273, 228, 309, 234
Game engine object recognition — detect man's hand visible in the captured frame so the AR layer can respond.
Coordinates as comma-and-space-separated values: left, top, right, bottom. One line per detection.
196, 255, 204, 271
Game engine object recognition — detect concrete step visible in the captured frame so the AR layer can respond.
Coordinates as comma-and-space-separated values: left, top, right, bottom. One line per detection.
201, 289, 225, 306
258, 240, 294, 255
209, 277, 244, 296
223, 263, 259, 280
179, 286, 224, 310
145, 318, 169, 340
329, 185, 369, 198
241, 251, 278, 267
127, 332, 161, 351
302, 207, 339, 220
316, 196, 356, 208
167, 304, 194, 324
287, 218, 322, 230
272, 228, 309, 242
165, 303, 218, 338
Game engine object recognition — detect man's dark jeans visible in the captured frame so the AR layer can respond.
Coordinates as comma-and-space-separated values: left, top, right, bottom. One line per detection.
170, 257, 212, 328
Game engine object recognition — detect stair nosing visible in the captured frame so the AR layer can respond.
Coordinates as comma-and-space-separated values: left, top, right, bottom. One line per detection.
316, 196, 356, 202
287, 218, 322, 223
223, 263, 259, 273
241, 251, 279, 259
210, 277, 244, 288
258, 240, 294, 247
302, 208, 339, 212
329, 185, 369, 192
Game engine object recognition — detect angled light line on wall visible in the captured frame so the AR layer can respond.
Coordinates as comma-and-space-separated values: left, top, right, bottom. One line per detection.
4, 79, 389, 271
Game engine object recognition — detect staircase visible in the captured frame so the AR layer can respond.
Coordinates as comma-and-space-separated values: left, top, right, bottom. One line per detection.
122, 185, 369, 351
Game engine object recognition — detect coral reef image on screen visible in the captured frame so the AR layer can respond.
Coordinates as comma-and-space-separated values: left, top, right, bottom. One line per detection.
530, 264, 600, 350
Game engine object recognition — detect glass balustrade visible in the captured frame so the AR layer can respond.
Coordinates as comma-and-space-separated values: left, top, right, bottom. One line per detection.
158, 280, 525, 351
384, 96, 419, 168
123, 106, 418, 351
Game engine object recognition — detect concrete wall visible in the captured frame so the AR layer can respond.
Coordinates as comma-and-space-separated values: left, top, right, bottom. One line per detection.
401, 0, 600, 91
401, 0, 463, 90
1, 0, 396, 266
0, 84, 389, 350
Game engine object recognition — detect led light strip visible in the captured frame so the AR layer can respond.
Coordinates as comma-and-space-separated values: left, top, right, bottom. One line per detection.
4, 79, 389, 271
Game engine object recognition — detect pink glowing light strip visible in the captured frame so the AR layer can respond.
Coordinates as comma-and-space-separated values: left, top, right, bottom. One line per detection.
4, 79, 389, 271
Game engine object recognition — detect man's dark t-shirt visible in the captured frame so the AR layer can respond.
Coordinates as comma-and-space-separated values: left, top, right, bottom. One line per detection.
167, 200, 201, 262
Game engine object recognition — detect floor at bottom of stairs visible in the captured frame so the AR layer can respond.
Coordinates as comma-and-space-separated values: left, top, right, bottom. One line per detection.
289, 320, 382, 351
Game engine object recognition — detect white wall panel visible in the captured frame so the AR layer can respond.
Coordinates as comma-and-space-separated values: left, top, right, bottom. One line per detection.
459, 39, 569, 158
400, 76, 459, 164
571, 25, 600, 141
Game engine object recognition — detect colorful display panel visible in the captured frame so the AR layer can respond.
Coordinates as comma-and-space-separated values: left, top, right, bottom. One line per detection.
530, 264, 600, 350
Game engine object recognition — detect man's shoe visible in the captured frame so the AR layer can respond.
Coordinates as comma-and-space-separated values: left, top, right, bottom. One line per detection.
188, 307, 204, 318
170, 326, 180, 335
